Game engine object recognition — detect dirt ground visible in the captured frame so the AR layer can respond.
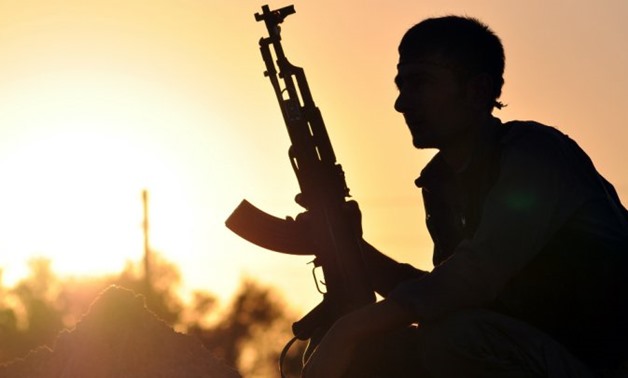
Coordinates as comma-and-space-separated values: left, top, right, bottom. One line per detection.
0, 285, 241, 378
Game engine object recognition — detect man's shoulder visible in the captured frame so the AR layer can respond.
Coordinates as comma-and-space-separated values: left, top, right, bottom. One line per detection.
499, 120, 580, 159
501, 120, 569, 146
497, 120, 598, 182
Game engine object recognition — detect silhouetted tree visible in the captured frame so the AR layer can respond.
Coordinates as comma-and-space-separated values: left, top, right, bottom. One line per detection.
182, 290, 218, 328
0, 255, 305, 377
190, 277, 306, 377
0, 259, 64, 361
0, 307, 18, 362
0, 269, 20, 362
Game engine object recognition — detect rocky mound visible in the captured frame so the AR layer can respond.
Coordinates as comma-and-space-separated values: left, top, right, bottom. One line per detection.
0, 285, 241, 378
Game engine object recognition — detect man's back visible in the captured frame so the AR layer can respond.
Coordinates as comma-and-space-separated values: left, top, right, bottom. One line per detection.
417, 119, 628, 367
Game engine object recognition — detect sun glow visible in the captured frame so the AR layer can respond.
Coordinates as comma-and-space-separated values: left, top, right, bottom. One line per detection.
0, 68, 208, 286
0, 0, 625, 313
0, 128, 181, 282
0, 0, 260, 303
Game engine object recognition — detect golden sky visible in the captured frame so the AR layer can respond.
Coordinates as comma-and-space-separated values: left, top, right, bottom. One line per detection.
0, 0, 626, 312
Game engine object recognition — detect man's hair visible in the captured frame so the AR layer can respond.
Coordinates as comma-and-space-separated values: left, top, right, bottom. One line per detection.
399, 16, 505, 109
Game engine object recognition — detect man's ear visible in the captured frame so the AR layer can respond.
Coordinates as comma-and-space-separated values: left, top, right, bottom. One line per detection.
466, 73, 494, 111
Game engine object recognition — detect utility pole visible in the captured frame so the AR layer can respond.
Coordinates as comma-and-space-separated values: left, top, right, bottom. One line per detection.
142, 189, 152, 297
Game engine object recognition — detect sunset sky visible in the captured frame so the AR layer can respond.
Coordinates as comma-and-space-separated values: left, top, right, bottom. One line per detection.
0, 0, 626, 313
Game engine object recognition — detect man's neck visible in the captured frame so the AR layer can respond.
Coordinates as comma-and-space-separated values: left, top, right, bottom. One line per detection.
440, 114, 493, 173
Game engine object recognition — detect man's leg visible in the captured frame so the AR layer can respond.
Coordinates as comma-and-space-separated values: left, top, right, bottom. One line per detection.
417, 309, 596, 378
343, 325, 426, 378
346, 309, 597, 378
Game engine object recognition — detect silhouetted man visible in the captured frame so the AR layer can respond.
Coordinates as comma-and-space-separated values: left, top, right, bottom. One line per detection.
303, 15, 628, 378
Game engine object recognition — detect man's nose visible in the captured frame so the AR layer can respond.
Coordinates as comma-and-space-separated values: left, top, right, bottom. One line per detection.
394, 92, 405, 113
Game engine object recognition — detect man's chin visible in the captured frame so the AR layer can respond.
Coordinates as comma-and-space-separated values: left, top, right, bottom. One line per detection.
412, 137, 435, 149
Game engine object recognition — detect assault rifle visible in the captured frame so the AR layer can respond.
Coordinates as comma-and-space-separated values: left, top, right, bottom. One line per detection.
225, 3, 375, 366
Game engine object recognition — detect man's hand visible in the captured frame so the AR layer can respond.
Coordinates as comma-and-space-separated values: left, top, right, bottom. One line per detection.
294, 199, 364, 237
342, 200, 363, 237
301, 317, 357, 378
302, 299, 415, 378
290, 200, 364, 260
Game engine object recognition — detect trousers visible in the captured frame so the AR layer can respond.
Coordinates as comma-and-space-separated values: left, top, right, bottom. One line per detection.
345, 309, 627, 378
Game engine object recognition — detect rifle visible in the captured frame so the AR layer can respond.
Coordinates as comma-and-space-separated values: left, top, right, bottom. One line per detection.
225, 3, 375, 368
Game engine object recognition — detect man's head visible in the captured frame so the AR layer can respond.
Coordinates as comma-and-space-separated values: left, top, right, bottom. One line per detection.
394, 16, 505, 150
399, 16, 505, 110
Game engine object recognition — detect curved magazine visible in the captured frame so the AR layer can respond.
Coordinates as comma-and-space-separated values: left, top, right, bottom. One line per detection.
225, 199, 314, 255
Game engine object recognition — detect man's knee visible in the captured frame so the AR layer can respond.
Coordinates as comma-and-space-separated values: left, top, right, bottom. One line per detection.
416, 309, 595, 378
418, 309, 496, 364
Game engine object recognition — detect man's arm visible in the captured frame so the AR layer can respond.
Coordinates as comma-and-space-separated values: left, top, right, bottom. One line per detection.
388, 126, 590, 322
360, 240, 428, 297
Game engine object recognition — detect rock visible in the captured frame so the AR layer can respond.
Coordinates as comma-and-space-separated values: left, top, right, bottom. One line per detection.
0, 285, 241, 378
